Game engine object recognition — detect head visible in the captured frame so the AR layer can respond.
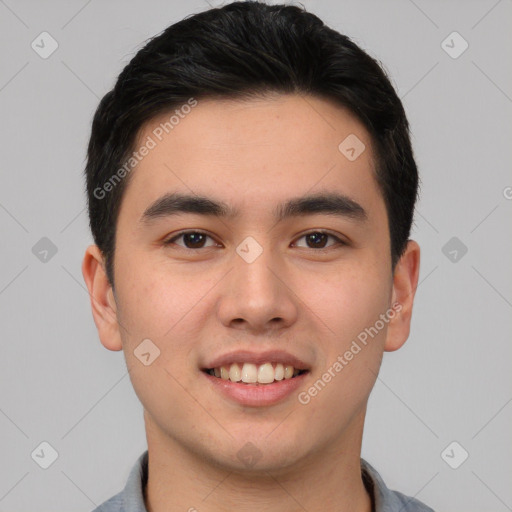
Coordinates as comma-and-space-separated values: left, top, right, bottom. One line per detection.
83, 1, 420, 473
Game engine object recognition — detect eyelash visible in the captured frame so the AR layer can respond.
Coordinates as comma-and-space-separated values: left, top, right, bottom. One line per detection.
162, 230, 347, 251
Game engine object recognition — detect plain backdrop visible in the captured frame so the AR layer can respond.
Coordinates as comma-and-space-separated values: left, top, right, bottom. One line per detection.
0, 0, 511, 510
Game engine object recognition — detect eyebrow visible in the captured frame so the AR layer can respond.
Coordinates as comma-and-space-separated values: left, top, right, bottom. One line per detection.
140, 191, 368, 225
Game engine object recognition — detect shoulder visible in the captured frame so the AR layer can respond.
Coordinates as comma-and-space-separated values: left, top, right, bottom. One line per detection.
91, 491, 124, 512
385, 488, 436, 511
361, 458, 436, 512
90, 450, 149, 512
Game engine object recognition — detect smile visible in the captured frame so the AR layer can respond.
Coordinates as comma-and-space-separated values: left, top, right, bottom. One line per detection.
204, 362, 308, 385
202, 364, 310, 407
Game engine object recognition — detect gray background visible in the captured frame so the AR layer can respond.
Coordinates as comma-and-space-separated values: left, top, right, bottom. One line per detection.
0, 0, 511, 510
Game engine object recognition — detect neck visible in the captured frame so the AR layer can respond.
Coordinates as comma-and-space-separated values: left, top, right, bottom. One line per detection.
144, 409, 372, 512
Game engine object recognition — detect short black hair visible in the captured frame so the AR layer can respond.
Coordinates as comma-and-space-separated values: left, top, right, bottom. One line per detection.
84, 0, 419, 289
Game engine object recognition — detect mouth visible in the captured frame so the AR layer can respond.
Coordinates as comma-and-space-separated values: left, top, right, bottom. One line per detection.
202, 362, 309, 385
200, 350, 312, 406
201, 365, 310, 407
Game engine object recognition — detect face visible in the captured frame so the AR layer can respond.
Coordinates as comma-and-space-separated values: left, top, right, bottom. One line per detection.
83, 93, 419, 474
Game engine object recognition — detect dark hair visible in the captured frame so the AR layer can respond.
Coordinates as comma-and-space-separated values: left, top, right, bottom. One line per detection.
84, 0, 419, 289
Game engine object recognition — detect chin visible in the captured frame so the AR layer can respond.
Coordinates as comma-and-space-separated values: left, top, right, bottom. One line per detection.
204, 433, 310, 474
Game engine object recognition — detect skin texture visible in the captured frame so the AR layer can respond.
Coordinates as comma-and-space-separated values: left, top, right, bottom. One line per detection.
82, 93, 420, 512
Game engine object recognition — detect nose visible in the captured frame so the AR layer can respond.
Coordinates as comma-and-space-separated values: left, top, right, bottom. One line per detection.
216, 239, 299, 334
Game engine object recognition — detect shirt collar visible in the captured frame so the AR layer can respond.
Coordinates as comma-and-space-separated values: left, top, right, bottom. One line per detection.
117, 450, 432, 512
119, 450, 148, 512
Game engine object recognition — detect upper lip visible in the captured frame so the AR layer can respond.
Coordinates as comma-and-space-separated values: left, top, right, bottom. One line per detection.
202, 349, 311, 371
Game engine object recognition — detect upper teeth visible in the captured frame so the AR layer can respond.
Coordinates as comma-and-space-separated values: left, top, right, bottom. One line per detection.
210, 362, 302, 384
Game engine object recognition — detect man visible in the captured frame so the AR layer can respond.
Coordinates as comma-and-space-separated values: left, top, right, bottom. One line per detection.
82, 1, 432, 510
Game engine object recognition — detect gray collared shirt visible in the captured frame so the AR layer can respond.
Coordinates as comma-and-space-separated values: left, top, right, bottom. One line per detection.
92, 451, 435, 512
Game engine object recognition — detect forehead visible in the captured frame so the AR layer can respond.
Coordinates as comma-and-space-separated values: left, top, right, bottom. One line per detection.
118, 94, 384, 224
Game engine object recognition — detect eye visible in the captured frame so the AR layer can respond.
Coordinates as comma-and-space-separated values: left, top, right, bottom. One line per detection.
163, 230, 218, 249
293, 231, 346, 250
163, 230, 346, 251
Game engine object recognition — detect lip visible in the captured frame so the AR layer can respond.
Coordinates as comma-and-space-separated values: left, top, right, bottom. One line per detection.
202, 369, 309, 407
202, 349, 311, 371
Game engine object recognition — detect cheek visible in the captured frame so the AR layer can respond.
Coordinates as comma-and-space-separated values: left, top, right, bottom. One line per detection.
297, 260, 389, 403
114, 261, 205, 413
114, 254, 219, 370
115, 255, 190, 337
295, 267, 389, 428
302, 261, 390, 346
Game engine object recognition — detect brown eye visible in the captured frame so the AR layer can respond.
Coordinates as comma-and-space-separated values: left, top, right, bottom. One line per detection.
164, 231, 217, 249
163, 230, 346, 251
294, 231, 345, 250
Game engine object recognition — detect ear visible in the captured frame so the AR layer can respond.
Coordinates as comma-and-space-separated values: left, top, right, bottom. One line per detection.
82, 244, 123, 351
384, 240, 421, 352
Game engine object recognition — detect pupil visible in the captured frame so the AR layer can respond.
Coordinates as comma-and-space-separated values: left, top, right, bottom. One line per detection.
185, 233, 205, 248
308, 233, 327, 248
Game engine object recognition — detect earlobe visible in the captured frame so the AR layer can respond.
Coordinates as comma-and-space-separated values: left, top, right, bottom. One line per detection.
383, 240, 421, 352
81, 245, 123, 351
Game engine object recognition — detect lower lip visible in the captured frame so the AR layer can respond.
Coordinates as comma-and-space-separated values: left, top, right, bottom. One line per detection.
202, 370, 309, 407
